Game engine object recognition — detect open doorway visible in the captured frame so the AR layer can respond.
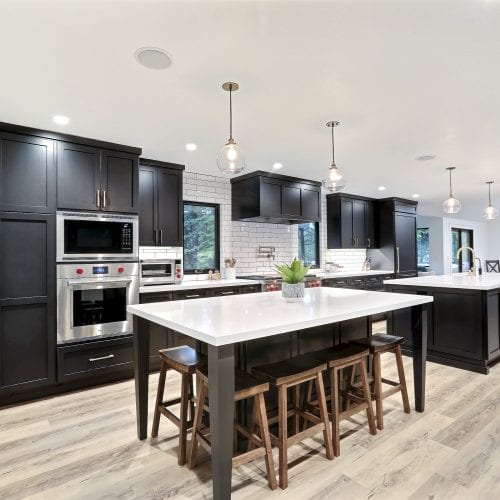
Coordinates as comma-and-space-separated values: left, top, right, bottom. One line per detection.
451, 228, 474, 272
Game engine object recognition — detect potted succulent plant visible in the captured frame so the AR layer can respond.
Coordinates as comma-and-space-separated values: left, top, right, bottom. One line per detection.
275, 258, 310, 301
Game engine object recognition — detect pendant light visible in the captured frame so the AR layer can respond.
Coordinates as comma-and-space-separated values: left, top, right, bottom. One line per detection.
442, 166, 461, 214
483, 181, 498, 220
325, 121, 345, 192
217, 82, 246, 175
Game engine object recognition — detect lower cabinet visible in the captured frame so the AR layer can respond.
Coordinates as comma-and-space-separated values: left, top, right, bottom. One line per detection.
322, 274, 393, 291
57, 336, 134, 382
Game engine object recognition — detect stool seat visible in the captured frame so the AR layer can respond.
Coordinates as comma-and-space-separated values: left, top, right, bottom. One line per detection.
351, 334, 404, 353
311, 343, 369, 367
159, 346, 205, 374
252, 353, 327, 385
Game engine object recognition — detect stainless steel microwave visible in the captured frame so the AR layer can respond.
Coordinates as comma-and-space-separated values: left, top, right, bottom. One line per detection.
56, 211, 138, 262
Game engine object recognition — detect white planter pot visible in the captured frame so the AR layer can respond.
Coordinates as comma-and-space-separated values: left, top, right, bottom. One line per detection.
281, 282, 305, 302
225, 267, 236, 280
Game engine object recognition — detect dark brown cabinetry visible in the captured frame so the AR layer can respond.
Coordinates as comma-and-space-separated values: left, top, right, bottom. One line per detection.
231, 170, 321, 224
326, 194, 376, 249
322, 273, 393, 291
0, 212, 56, 395
368, 198, 417, 278
139, 159, 184, 247
57, 142, 139, 213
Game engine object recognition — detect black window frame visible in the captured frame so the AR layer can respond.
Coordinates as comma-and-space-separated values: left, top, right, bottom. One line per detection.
451, 227, 474, 273
183, 201, 221, 274
298, 221, 320, 269
416, 227, 430, 270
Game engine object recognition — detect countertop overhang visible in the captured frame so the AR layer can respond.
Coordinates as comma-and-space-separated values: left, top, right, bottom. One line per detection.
384, 273, 500, 291
128, 287, 432, 346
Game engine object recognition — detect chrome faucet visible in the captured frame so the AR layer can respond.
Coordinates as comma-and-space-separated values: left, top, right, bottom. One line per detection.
456, 246, 482, 275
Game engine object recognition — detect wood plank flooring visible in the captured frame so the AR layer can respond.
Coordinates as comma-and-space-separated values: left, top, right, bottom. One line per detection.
0, 342, 498, 499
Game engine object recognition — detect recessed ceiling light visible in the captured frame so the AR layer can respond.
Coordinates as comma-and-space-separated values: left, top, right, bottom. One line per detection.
413, 193, 420, 198
185, 143, 197, 151
378, 186, 386, 191
272, 162, 283, 170
415, 154, 436, 162
53, 115, 69, 125
134, 47, 172, 70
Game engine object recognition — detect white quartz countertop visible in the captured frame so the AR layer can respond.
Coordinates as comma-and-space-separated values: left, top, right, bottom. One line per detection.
315, 270, 394, 278
128, 287, 432, 346
384, 273, 500, 291
139, 279, 259, 294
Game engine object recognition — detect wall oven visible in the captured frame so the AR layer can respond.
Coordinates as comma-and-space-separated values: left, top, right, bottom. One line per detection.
56, 211, 138, 262
57, 262, 139, 343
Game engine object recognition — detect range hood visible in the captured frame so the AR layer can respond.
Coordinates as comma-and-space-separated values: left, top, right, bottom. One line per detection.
230, 170, 322, 224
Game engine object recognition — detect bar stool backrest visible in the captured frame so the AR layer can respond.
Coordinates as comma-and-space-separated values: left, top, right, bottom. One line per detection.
485, 260, 500, 273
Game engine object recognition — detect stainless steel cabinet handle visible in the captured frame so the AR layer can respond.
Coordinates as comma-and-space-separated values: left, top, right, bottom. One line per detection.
67, 278, 132, 286
367, 238, 371, 248
101, 190, 107, 208
89, 354, 115, 362
185, 294, 200, 298
396, 246, 400, 273
154, 229, 158, 245
220, 291, 234, 295
159, 229, 163, 246
96, 189, 101, 208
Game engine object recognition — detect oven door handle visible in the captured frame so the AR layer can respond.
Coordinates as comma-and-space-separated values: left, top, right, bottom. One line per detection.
67, 278, 132, 287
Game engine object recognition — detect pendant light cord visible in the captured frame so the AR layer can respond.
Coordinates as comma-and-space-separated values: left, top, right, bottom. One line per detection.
449, 168, 453, 197
229, 85, 233, 141
488, 182, 493, 205
331, 125, 335, 163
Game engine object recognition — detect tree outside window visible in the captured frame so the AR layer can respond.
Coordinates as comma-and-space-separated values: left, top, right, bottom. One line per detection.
298, 222, 319, 268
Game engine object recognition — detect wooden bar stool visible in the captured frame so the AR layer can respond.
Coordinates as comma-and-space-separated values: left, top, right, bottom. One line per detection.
151, 345, 204, 466
188, 366, 277, 490
307, 343, 377, 457
351, 334, 410, 430
252, 354, 334, 490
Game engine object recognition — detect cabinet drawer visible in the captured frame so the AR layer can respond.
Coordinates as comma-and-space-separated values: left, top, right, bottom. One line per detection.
211, 287, 239, 297
347, 277, 366, 289
171, 289, 209, 300
57, 336, 134, 381
323, 278, 349, 288
139, 292, 172, 303
239, 285, 261, 294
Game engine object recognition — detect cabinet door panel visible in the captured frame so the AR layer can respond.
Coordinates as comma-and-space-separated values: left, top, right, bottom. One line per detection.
340, 198, 354, 248
282, 185, 301, 216
365, 201, 375, 248
0, 133, 55, 213
301, 187, 320, 220
352, 200, 366, 247
157, 168, 183, 247
101, 150, 138, 213
395, 213, 417, 274
57, 142, 101, 211
138, 165, 157, 246
260, 180, 282, 217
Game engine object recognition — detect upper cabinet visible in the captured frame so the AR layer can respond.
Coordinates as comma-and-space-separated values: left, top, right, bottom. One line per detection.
0, 131, 55, 214
326, 194, 376, 249
138, 158, 184, 247
57, 143, 139, 213
231, 170, 321, 224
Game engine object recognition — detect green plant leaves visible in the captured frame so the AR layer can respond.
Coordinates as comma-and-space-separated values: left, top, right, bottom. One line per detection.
275, 258, 310, 284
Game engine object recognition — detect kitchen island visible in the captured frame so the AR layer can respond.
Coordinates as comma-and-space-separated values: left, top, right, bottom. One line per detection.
385, 273, 500, 374
128, 287, 432, 499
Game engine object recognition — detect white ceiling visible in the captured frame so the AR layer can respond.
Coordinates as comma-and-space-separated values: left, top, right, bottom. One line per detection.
1, 0, 500, 221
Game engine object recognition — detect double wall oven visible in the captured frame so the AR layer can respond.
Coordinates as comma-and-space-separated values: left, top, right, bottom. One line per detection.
56, 212, 139, 344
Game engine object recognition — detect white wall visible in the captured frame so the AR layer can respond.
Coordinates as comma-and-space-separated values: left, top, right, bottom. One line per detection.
486, 219, 500, 260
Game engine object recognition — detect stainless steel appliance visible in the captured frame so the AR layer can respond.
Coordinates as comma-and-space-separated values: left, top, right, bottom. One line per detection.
56, 211, 138, 262
57, 262, 139, 343
140, 259, 183, 286
237, 274, 322, 292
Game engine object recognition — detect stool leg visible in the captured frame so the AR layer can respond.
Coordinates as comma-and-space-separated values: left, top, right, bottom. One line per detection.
302, 380, 314, 431
315, 372, 334, 460
395, 345, 411, 414
151, 360, 167, 438
187, 375, 207, 470
359, 358, 377, 435
278, 385, 288, 489
330, 367, 341, 457
344, 364, 356, 412
256, 392, 277, 490
293, 385, 300, 434
373, 352, 383, 430
188, 373, 195, 422
178, 372, 190, 465
247, 398, 258, 452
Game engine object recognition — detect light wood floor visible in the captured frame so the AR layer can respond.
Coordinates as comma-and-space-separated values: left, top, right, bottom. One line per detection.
1, 349, 499, 499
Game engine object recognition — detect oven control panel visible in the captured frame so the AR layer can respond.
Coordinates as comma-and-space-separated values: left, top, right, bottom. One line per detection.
57, 262, 139, 279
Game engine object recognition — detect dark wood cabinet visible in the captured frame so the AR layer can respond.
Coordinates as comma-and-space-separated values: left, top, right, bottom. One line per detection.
368, 198, 418, 278
57, 143, 139, 213
326, 194, 376, 249
231, 170, 321, 224
0, 132, 56, 214
322, 273, 393, 291
139, 159, 184, 247
0, 212, 56, 395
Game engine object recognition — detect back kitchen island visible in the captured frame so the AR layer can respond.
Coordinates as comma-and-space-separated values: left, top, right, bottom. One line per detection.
128, 287, 432, 499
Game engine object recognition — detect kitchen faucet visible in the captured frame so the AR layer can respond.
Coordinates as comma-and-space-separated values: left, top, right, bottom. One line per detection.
456, 246, 482, 275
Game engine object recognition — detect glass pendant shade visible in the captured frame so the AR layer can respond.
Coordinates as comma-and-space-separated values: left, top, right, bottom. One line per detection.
217, 139, 245, 175
442, 167, 461, 214
217, 82, 245, 175
483, 181, 498, 220
326, 162, 346, 192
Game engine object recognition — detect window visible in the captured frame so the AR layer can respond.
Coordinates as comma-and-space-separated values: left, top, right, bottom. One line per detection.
298, 222, 319, 268
451, 228, 473, 273
416, 228, 430, 270
183, 202, 220, 274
